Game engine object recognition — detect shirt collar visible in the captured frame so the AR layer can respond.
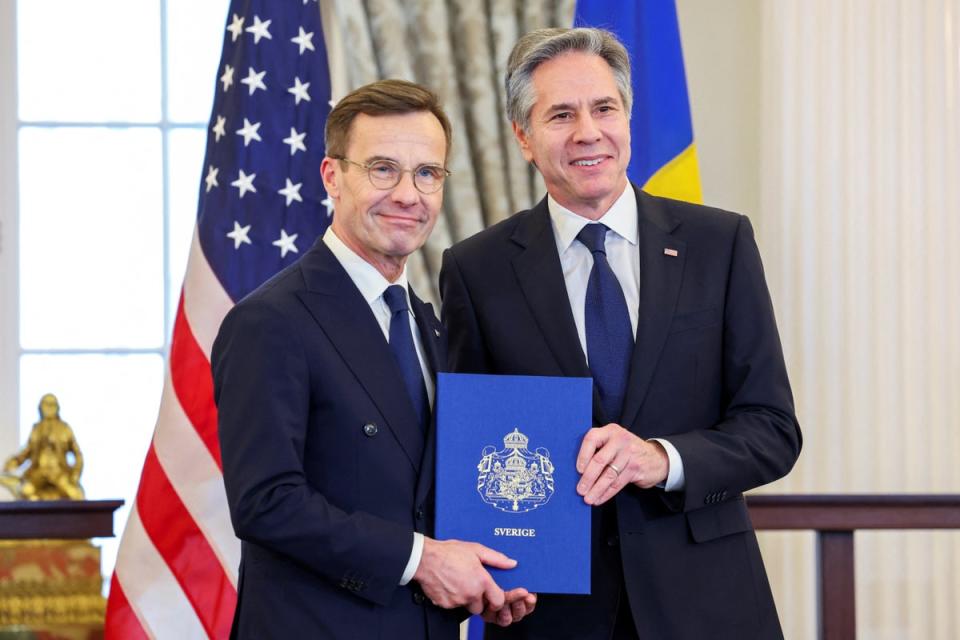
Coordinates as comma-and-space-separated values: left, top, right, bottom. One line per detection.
323, 227, 409, 305
547, 185, 638, 255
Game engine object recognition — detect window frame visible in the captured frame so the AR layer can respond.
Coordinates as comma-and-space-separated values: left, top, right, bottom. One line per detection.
0, 0, 214, 457
1, 0, 20, 457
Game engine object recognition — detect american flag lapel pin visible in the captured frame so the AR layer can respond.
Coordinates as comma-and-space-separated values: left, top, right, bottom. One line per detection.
664, 248, 679, 257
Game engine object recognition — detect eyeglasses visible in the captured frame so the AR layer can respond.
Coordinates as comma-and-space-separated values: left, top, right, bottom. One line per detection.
333, 157, 451, 194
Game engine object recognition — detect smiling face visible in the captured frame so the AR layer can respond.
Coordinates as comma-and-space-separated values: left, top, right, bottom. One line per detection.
321, 111, 446, 281
513, 51, 631, 220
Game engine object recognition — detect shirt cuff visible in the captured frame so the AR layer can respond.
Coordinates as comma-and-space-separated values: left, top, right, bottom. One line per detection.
650, 437, 685, 492
399, 532, 424, 585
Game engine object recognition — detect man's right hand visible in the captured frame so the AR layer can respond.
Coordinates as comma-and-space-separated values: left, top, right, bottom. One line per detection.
413, 537, 516, 614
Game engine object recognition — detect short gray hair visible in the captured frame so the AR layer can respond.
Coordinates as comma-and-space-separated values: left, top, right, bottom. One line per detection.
505, 27, 632, 132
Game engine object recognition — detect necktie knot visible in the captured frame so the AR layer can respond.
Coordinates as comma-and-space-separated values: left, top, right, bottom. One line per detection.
383, 284, 409, 315
577, 224, 610, 255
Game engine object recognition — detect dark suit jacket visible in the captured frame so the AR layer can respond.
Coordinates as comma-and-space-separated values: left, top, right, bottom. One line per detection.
439, 186, 802, 640
212, 238, 459, 639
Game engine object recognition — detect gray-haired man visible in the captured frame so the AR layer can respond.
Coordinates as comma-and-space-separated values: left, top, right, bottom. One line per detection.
441, 28, 800, 639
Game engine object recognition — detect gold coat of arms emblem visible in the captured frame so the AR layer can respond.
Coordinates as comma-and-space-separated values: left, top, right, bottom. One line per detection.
476, 428, 555, 513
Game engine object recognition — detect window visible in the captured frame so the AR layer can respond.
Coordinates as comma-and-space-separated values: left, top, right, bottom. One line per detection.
4, 0, 230, 581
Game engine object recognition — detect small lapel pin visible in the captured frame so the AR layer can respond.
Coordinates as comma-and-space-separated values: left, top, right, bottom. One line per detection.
434, 328, 441, 337
664, 248, 679, 257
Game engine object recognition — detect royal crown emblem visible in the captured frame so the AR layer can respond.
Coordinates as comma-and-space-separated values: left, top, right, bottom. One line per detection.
476, 428, 555, 513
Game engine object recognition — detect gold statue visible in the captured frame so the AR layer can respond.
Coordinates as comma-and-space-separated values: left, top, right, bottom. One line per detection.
2, 394, 85, 500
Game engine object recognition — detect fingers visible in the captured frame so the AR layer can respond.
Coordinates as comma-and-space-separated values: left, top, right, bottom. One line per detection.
482, 589, 537, 627
593, 470, 628, 505
509, 592, 532, 621
475, 544, 517, 570
413, 538, 532, 623
577, 424, 631, 505
500, 591, 537, 626
466, 596, 486, 616
576, 425, 672, 505
502, 587, 529, 605
464, 570, 503, 615
584, 447, 632, 505
482, 604, 513, 626
481, 577, 506, 611
415, 539, 510, 612
577, 453, 621, 504
575, 424, 611, 473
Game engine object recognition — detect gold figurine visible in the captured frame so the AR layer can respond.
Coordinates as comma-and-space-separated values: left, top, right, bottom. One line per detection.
2, 394, 85, 500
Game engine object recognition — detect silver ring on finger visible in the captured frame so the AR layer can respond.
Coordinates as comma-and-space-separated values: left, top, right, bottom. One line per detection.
607, 462, 622, 476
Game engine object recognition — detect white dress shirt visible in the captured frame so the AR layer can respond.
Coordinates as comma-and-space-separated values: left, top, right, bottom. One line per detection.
323, 228, 427, 585
547, 187, 685, 492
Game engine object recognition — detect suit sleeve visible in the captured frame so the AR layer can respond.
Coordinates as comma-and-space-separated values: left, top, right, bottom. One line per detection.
439, 248, 490, 372
212, 300, 412, 606
666, 215, 802, 511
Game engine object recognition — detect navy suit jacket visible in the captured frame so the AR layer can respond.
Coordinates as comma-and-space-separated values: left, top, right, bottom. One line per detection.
440, 187, 802, 640
213, 238, 459, 639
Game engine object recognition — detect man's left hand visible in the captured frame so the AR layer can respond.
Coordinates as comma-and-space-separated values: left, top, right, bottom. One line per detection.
575, 424, 669, 505
481, 588, 537, 626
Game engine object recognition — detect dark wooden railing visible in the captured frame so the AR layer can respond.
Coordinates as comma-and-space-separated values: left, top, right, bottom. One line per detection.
746, 494, 960, 640
3, 497, 956, 638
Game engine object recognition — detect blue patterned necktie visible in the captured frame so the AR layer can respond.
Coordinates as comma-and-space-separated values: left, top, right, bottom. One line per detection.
383, 285, 429, 433
577, 224, 634, 423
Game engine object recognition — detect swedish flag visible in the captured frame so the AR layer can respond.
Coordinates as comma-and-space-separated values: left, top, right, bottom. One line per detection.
575, 0, 703, 204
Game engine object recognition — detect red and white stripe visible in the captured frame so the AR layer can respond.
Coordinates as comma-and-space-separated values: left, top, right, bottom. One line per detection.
106, 230, 240, 639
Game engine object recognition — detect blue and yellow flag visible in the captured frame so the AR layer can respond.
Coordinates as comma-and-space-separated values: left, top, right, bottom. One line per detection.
575, 0, 703, 204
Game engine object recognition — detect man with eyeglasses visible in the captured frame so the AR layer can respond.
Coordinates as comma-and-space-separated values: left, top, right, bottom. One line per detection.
213, 79, 534, 639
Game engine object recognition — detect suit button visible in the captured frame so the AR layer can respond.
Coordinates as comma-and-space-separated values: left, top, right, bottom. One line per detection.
606, 535, 619, 547
363, 422, 378, 437
413, 591, 426, 605
416, 506, 425, 520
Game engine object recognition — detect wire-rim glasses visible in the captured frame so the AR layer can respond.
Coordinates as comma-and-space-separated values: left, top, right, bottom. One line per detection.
333, 157, 451, 194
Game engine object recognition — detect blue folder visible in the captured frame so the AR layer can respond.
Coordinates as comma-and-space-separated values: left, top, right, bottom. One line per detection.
434, 373, 592, 594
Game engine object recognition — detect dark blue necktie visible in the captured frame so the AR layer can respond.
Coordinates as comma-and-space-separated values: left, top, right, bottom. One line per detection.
383, 285, 429, 433
578, 224, 634, 423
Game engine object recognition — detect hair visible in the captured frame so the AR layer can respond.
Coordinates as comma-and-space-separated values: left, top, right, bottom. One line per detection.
505, 27, 632, 132
324, 79, 452, 161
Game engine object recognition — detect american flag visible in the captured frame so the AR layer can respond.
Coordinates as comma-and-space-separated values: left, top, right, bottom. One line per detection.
105, 1, 332, 637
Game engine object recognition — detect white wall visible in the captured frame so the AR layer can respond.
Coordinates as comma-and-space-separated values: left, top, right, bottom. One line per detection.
677, 0, 762, 220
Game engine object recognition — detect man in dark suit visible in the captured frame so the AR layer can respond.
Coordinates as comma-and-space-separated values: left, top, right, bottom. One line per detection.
440, 29, 802, 639
213, 79, 534, 639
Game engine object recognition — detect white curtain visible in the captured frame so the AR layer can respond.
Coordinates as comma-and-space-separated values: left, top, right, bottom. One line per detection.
755, 1, 960, 637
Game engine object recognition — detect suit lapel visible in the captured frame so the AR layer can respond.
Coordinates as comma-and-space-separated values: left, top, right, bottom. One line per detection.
410, 292, 446, 379
510, 199, 605, 425
620, 189, 686, 428
410, 291, 445, 512
295, 240, 425, 472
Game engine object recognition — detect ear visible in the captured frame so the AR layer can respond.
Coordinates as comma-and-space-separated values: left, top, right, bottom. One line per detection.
512, 121, 534, 163
320, 156, 341, 199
